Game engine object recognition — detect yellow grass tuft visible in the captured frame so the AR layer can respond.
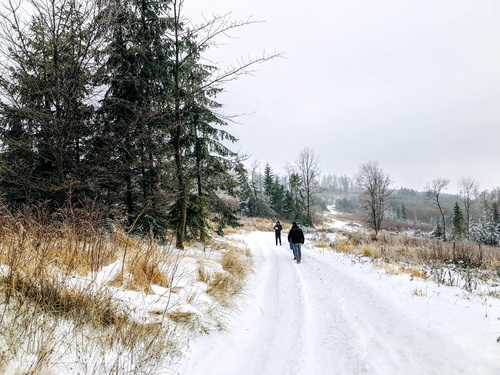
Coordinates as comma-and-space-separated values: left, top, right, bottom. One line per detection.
315, 241, 330, 248
221, 249, 251, 276
168, 310, 198, 324
111, 244, 170, 293
206, 245, 253, 306
197, 263, 211, 284
334, 239, 356, 254
408, 267, 427, 279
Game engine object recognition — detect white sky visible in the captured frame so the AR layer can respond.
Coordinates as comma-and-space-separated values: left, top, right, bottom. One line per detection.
185, 0, 500, 193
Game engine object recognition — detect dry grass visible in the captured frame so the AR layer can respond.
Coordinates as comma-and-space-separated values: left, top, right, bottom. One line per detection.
0, 219, 116, 280
412, 287, 426, 296
197, 262, 211, 283
238, 217, 279, 232
168, 310, 198, 324
325, 226, 500, 291
0, 208, 253, 373
408, 267, 428, 279
110, 231, 171, 293
0, 272, 125, 327
0, 208, 185, 373
206, 245, 253, 307
334, 230, 500, 270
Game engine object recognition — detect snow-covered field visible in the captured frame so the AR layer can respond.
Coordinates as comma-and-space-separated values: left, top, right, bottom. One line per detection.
171, 230, 500, 375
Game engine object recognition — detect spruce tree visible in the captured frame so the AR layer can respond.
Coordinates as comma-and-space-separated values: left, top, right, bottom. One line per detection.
94, 0, 171, 233
401, 203, 407, 221
271, 177, 285, 216
263, 163, 274, 202
0, 0, 103, 210
451, 201, 465, 240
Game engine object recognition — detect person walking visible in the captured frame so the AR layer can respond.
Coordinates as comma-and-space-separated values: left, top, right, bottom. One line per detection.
274, 220, 283, 245
288, 222, 304, 263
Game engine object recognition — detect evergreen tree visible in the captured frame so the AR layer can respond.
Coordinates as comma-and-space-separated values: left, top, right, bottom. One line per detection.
94, 0, 171, 233
263, 163, 274, 201
164, 2, 277, 247
431, 221, 444, 239
0, 0, 103, 210
283, 190, 295, 219
492, 202, 500, 224
180, 67, 241, 240
288, 172, 305, 222
470, 208, 500, 247
271, 177, 285, 216
451, 201, 465, 240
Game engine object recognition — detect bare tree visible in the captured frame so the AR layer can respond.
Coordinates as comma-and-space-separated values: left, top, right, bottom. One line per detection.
458, 177, 479, 239
426, 178, 450, 241
295, 147, 322, 225
357, 161, 393, 236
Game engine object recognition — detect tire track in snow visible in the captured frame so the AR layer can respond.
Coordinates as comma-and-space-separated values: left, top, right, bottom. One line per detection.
294, 250, 370, 374
302, 247, 467, 375
294, 265, 321, 374
246, 232, 307, 375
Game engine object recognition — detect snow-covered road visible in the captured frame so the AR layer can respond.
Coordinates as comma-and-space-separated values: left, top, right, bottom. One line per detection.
176, 231, 500, 375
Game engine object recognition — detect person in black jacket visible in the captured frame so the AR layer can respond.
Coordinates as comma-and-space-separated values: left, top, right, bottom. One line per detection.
274, 220, 283, 245
287, 222, 304, 263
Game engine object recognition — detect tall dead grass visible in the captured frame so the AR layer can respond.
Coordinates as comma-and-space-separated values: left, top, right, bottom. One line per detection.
0, 207, 257, 373
206, 244, 253, 307
110, 229, 171, 293
237, 217, 278, 232
336, 231, 499, 270
0, 208, 179, 373
329, 229, 500, 290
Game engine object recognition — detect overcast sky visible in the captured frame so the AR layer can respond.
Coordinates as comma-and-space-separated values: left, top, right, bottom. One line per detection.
186, 0, 500, 193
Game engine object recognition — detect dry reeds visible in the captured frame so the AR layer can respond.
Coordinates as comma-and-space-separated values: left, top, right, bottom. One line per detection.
110, 230, 171, 293
238, 217, 277, 232
206, 245, 253, 307
0, 208, 179, 373
338, 231, 500, 270
326, 228, 500, 291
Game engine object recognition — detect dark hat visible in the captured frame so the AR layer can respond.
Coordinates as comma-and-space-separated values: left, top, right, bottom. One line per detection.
292, 221, 297, 225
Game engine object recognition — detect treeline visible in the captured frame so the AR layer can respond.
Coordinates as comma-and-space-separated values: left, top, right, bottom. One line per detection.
0, 0, 276, 248
324, 172, 500, 247
238, 148, 324, 226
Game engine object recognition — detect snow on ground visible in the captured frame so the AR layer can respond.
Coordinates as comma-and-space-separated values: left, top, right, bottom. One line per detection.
171, 229, 500, 375
323, 207, 362, 232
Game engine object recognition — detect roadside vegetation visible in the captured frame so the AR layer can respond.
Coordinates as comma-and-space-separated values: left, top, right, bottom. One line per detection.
0, 208, 253, 374
311, 211, 500, 298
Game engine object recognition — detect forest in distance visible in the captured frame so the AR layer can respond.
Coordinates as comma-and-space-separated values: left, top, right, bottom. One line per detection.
247, 155, 500, 248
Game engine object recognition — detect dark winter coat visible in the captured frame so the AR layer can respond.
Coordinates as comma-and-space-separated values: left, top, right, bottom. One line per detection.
288, 224, 304, 244
274, 222, 282, 233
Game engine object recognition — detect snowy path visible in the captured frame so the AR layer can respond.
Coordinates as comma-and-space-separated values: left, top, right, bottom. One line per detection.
175, 231, 500, 375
